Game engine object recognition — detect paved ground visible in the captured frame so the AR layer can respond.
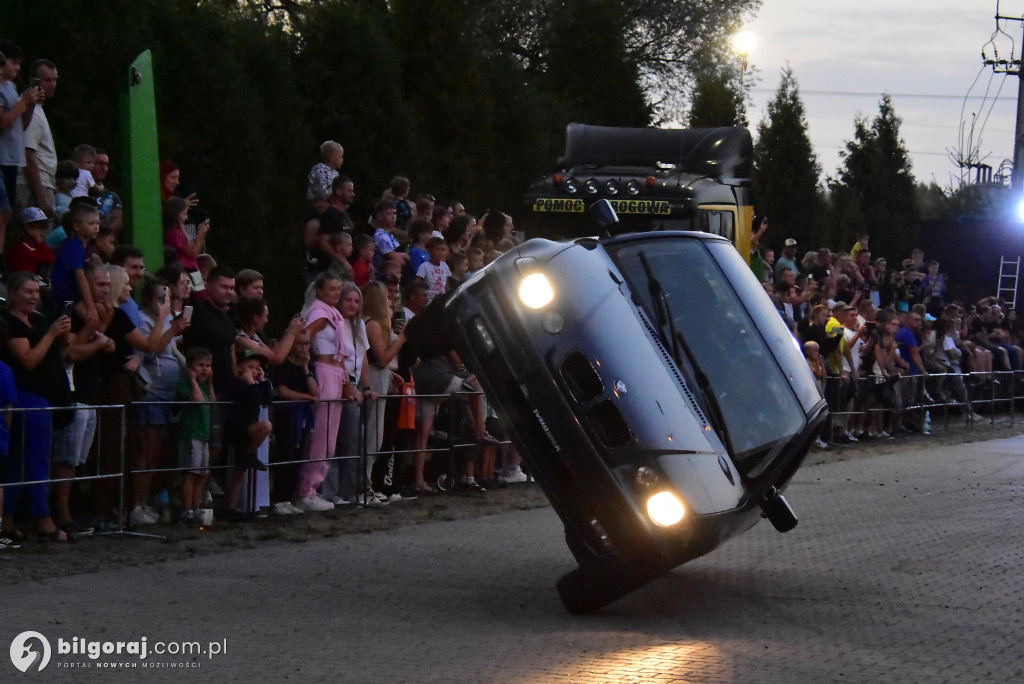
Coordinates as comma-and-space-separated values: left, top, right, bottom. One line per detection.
2, 434, 1023, 682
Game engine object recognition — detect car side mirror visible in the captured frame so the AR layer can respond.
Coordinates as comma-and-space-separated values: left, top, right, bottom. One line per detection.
588, 199, 620, 236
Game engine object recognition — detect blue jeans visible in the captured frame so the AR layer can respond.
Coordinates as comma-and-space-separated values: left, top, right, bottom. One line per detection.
3, 392, 54, 520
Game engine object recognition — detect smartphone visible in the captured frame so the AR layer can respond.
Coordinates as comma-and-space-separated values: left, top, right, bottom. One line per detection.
31, 77, 42, 89
62, 300, 74, 318
183, 305, 194, 322
392, 309, 406, 329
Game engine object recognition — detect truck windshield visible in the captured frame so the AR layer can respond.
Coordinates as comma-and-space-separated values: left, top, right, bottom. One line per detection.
606, 237, 806, 473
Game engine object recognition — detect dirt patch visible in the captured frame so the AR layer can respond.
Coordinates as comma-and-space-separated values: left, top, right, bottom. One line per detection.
4, 416, 1023, 582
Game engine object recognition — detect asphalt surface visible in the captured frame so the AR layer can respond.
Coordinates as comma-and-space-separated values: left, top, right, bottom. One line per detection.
2, 433, 1023, 682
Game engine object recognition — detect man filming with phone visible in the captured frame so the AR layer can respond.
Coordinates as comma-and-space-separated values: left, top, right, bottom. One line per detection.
16, 58, 57, 221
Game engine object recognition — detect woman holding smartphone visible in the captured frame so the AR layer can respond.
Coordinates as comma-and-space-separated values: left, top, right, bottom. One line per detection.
0, 271, 72, 542
131, 276, 187, 524
362, 281, 407, 489
155, 263, 191, 319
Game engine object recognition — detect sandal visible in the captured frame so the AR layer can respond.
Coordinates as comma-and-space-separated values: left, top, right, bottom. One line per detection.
37, 528, 72, 543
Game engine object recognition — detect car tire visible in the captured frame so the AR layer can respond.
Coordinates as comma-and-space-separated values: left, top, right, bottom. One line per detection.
556, 567, 631, 614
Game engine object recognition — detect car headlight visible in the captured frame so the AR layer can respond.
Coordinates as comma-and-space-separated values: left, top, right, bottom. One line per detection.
646, 491, 685, 527
584, 178, 599, 194
564, 176, 578, 194
519, 273, 554, 309
626, 180, 641, 196
605, 179, 620, 195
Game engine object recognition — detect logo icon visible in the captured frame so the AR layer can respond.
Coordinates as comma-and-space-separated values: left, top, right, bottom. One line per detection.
10, 631, 51, 673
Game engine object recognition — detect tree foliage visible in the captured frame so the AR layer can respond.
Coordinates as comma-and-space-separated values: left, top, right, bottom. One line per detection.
752, 66, 822, 247
3, 0, 757, 321
829, 94, 919, 259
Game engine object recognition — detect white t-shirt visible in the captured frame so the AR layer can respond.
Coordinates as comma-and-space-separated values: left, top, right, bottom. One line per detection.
842, 327, 864, 374
18, 106, 56, 189
417, 260, 451, 302
70, 168, 95, 198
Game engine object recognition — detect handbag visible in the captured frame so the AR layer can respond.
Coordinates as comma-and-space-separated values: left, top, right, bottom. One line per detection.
397, 380, 416, 430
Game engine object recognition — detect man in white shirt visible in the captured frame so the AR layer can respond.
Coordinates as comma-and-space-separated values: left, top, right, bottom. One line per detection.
17, 59, 57, 219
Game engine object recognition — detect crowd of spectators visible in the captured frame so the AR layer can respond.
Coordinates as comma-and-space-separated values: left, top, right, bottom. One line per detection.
0, 42, 529, 549
2, 38, 1021, 551
751, 226, 1023, 448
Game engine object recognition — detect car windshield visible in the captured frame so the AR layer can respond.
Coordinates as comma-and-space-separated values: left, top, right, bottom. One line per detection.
606, 237, 808, 473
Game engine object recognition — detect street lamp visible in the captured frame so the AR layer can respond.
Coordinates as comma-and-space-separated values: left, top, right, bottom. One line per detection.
732, 30, 756, 71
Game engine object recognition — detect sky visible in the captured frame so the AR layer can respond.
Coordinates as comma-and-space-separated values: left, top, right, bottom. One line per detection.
744, 0, 1023, 189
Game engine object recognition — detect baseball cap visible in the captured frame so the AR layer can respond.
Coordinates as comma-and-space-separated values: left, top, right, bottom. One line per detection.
784, 238, 798, 247
832, 302, 852, 313
19, 207, 48, 225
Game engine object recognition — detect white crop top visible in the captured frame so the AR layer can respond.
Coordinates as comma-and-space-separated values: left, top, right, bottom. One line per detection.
310, 319, 338, 356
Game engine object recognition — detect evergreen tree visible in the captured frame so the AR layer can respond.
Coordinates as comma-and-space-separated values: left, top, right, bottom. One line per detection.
830, 94, 919, 260
687, 53, 747, 128
753, 66, 823, 249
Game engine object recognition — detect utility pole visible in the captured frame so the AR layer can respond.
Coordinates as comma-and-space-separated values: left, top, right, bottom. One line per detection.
986, 9, 1024, 190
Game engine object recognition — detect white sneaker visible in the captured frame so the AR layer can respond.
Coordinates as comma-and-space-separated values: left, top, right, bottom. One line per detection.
130, 505, 158, 525
272, 502, 298, 516
844, 430, 859, 443
284, 501, 304, 515
294, 496, 334, 512
387, 493, 403, 503
360, 489, 389, 508
328, 495, 350, 506
814, 438, 829, 449
498, 467, 529, 484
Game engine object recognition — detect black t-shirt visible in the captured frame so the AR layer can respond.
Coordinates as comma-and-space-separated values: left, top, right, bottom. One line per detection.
1, 310, 69, 403
808, 263, 831, 284
306, 207, 352, 274
404, 291, 457, 363
319, 206, 351, 236
100, 308, 137, 380
227, 377, 272, 440
272, 359, 308, 395
69, 308, 136, 402
182, 299, 237, 393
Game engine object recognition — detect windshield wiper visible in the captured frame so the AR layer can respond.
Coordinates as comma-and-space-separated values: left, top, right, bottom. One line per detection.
638, 253, 683, 364
673, 330, 734, 455
636, 252, 734, 454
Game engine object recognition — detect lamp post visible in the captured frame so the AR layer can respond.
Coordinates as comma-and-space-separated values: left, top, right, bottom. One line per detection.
732, 30, 756, 83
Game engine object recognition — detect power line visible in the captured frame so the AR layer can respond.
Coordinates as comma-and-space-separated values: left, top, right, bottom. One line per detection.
750, 88, 1016, 101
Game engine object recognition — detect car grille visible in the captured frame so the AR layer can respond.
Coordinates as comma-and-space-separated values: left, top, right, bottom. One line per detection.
587, 400, 631, 449
560, 350, 604, 403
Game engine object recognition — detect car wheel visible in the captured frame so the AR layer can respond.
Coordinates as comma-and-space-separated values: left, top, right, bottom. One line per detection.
556, 567, 626, 614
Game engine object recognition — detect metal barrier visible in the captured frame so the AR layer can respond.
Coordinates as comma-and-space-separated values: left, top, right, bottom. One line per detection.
0, 403, 128, 536
17, 369, 1018, 535
821, 369, 1023, 444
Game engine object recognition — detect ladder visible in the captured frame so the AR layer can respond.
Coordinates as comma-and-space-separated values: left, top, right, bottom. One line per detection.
997, 255, 1020, 309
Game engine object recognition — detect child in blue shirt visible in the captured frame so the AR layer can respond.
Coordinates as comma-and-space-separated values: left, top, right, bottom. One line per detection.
50, 201, 99, 323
